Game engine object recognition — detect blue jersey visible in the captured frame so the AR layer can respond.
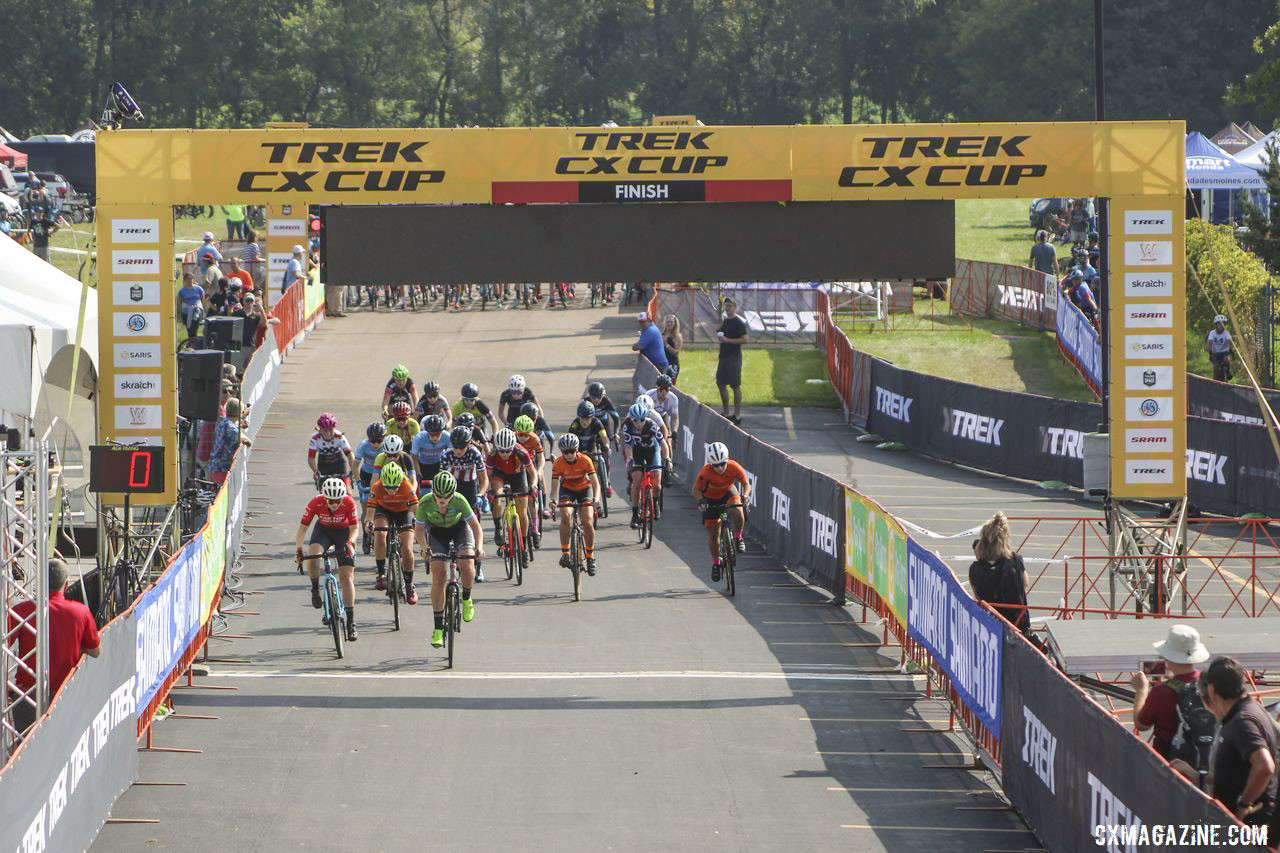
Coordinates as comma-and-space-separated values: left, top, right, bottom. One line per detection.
622, 418, 661, 450
411, 430, 452, 466
354, 439, 382, 474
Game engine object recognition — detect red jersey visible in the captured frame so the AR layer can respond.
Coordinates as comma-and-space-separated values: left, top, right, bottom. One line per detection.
300, 494, 359, 529
9, 591, 101, 695
516, 432, 542, 460
486, 444, 533, 476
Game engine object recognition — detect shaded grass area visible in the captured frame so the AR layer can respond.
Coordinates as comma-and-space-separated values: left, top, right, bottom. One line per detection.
840, 300, 1096, 403
675, 348, 840, 408
955, 198, 1037, 268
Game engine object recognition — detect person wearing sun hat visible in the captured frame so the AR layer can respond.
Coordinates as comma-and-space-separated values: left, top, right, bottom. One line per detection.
1131, 625, 1212, 761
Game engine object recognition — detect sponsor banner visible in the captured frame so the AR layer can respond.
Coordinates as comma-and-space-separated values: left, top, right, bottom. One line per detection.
222, 453, 249, 599
112, 342, 161, 368
112, 374, 163, 399
134, 539, 205, 715
1123, 272, 1173, 298
1124, 458, 1176, 485
1121, 209, 1174, 234
1186, 415, 1280, 517
200, 478, 230, 624
657, 285, 821, 345
0, 613, 139, 853
111, 280, 161, 306
1187, 373, 1280, 426
240, 326, 282, 440
1000, 630, 1249, 853
1055, 296, 1102, 396
1123, 334, 1173, 360
111, 311, 160, 337
950, 258, 1057, 331
1124, 365, 1174, 391
267, 218, 307, 237
267, 251, 293, 272
1123, 240, 1173, 266
906, 539, 1002, 737
110, 249, 160, 275
844, 489, 909, 625
1124, 428, 1174, 455
1122, 395, 1174, 422
1123, 303, 1173, 329
109, 218, 161, 243
113, 404, 162, 430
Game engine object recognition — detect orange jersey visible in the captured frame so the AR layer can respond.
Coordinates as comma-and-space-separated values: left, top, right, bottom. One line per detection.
552, 453, 597, 492
368, 479, 418, 513
516, 432, 543, 460
694, 461, 747, 500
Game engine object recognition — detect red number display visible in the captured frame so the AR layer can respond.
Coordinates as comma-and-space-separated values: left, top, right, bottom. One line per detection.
128, 451, 153, 488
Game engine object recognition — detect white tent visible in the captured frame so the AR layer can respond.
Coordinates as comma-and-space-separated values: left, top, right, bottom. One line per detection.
1235, 130, 1278, 171
0, 235, 98, 493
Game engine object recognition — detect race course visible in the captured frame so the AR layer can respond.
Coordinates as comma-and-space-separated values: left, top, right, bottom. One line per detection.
91, 302, 1036, 852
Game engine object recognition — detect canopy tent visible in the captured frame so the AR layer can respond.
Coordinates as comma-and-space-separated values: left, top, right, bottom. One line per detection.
1235, 130, 1279, 171
1210, 121, 1259, 154
1186, 131, 1266, 225
1242, 121, 1267, 140
0, 143, 26, 169
0, 235, 99, 495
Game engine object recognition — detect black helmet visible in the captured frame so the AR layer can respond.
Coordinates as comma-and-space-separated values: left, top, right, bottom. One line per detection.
424, 414, 445, 433
461, 383, 478, 399
519, 401, 539, 418
450, 426, 471, 448
577, 400, 595, 419
423, 381, 440, 396
1087, 230, 1099, 240
454, 412, 475, 427
586, 381, 605, 399
366, 421, 387, 441
654, 374, 671, 389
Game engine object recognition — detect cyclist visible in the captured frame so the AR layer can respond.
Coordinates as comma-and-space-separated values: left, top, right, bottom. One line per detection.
373, 434, 419, 487
453, 411, 489, 451
645, 373, 680, 436
620, 396, 669, 469
518, 401, 556, 456
411, 414, 451, 489
486, 428, 536, 551
382, 364, 417, 417
498, 374, 539, 426
353, 421, 387, 553
583, 381, 620, 443
308, 413, 357, 491
694, 442, 750, 582
444, 426, 490, 512
452, 383, 499, 436
622, 403, 664, 529
363, 462, 419, 601
1208, 314, 1233, 382
415, 381, 451, 423
385, 400, 421, 445
514, 414, 550, 521
551, 433, 600, 576
295, 478, 360, 642
415, 471, 485, 649
566, 400, 612, 496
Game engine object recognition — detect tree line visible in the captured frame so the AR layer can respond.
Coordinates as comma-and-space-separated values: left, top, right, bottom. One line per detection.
1, 0, 1278, 137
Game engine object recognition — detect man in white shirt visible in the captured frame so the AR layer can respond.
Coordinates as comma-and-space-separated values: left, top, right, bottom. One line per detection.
283, 244, 305, 296
1208, 315, 1233, 382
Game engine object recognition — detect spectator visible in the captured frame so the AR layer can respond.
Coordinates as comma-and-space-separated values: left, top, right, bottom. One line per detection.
207, 277, 233, 316
196, 232, 223, 285
234, 292, 279, 349
662, 314, 683, 382
631, 312, 669, 372
227, 256, 255, 293
282, 244, 305, 296
1086, 230, 1100, 268
1200, 656, 1277, 829
1064, 198, 1089, 244
208, 397, 251, 485
716, 296, 749, 425
26, 201, 58, 263
1130, 625, 1214, 775
241, 228, 262, 264
221, 204, 247, 241
1063, 269, 1099, 326
7, 559, 101, 737
225, 278, 245, 314
967, 512, 1031, 635
1029, 230, 1058, 276
1208, 315, 1233, 382
177, 272, 206, 338
195, 382, 233, 476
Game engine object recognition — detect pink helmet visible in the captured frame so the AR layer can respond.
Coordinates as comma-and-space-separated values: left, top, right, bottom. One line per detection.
316, 412, 337, 429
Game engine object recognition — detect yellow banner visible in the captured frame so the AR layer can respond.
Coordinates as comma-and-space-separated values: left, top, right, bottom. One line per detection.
844, 489, 909, 625
95, 204, 178, 504
96, 122, 1184, 206
200, 484, 229, 623
1108, 195, 1188, 499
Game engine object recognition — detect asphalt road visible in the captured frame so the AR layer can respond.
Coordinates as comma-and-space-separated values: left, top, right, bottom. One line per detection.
91, 301, 1035, 852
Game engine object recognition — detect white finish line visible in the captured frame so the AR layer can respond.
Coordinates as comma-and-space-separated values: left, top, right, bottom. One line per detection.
206, 669, 921, 682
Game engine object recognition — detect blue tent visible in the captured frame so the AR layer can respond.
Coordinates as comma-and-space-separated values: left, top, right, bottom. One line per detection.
1186, 132, 1265, 224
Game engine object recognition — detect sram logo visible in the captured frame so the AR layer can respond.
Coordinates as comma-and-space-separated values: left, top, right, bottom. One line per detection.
1186, 450, 1228, 485
874, 387, 912, 423
944, 408, 1004, 446
998, 285, 1043, 311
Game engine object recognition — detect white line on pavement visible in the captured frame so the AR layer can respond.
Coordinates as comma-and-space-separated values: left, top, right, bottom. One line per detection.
206, 669, 921, 682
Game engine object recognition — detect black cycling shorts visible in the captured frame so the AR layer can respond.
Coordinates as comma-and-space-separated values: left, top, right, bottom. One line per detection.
455, 481, 480, 514
560, 486, 592, 506
491, 469, 528, 496
427, 523, 475, 560
373, 508, 412, 530
308, 525, 355, 566
701, 488, 742, 522
420, 461, 442, 482
629, 446, 660, 472
359, 469, 374, 489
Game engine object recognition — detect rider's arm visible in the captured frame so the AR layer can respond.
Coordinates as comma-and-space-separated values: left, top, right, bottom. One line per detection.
294, 523, 308, 551
344, 446, 358, 473
550, 473, 561, 504
466, 512, 484, 553
589, 472, 601, 502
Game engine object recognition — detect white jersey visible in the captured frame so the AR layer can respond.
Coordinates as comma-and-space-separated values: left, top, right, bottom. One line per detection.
1207, 328, 1232, 355
645, 388, 679, 424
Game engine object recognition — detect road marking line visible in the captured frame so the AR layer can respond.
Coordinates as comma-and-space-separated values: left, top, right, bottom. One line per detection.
800, 717, 951, 723
827, 787, 990, 793
819, 751, 969, 756
206, 669, 920, 682
782, 407, 797, 440
840, 824, 1031, 833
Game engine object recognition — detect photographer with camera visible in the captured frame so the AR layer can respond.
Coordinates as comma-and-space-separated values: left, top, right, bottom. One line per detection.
1131, 625, 1217, 785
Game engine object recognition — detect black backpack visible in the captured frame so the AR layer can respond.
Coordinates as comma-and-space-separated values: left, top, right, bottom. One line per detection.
1167, 678, 1217, 777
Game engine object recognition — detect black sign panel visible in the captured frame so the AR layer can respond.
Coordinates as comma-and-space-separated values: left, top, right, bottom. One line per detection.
88, 445, 166, 494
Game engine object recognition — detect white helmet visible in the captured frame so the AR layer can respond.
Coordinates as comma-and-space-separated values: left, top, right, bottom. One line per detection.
383, 434, 404, 454
1213, 314, 1228, 325
634, 395, 653, 413
495, 428, 517, 452
508, 374, 526, 391
707, 442, 729, 465
321, 477, 347, 500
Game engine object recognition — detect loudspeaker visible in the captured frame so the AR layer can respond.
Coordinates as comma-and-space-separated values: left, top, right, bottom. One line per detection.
178, 350, 225, 421
205, 316, 244, 352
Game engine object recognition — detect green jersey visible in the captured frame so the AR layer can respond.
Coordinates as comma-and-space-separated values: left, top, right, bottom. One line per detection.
415, 491, 474, 528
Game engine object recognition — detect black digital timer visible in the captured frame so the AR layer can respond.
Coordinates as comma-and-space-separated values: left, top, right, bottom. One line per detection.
89, 445, 166, 494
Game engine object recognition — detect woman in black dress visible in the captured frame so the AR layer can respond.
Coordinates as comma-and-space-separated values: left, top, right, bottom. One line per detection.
968, 512, 1031, 635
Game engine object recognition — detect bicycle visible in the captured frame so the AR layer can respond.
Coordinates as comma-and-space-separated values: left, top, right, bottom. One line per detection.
590, 449, 610, 519
635, 465, 660, 549
300, 548, 346, 658
713, 506, 740, 597
374, 522, 415, 630
558, 501, 589, 601
497, 485, 528, 585
443, 542, 463, 669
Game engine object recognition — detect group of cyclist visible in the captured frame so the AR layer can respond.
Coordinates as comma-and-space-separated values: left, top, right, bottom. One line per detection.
295, 363, 751, 651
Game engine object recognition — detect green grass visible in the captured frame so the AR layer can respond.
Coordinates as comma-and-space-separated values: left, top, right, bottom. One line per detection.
840, 300, 1096, 402
675, 348, 840, 409
955, 198, 1036, 267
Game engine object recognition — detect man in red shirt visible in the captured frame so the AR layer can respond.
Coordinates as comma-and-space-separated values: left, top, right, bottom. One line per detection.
7, 559, 101, 735
1131, 624, 1211, 765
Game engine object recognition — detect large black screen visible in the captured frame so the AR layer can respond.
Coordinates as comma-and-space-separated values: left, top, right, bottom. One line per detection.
324, 200, 953, 284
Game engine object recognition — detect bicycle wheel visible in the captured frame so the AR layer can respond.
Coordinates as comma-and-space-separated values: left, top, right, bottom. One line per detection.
595, 456, 609, 518
326, 579, 344, 659
504, 536, 515, 581
387, 546, 402, 631
721, 525, 736, 596
571, 525, 584, 602
444, 582, 458, 669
